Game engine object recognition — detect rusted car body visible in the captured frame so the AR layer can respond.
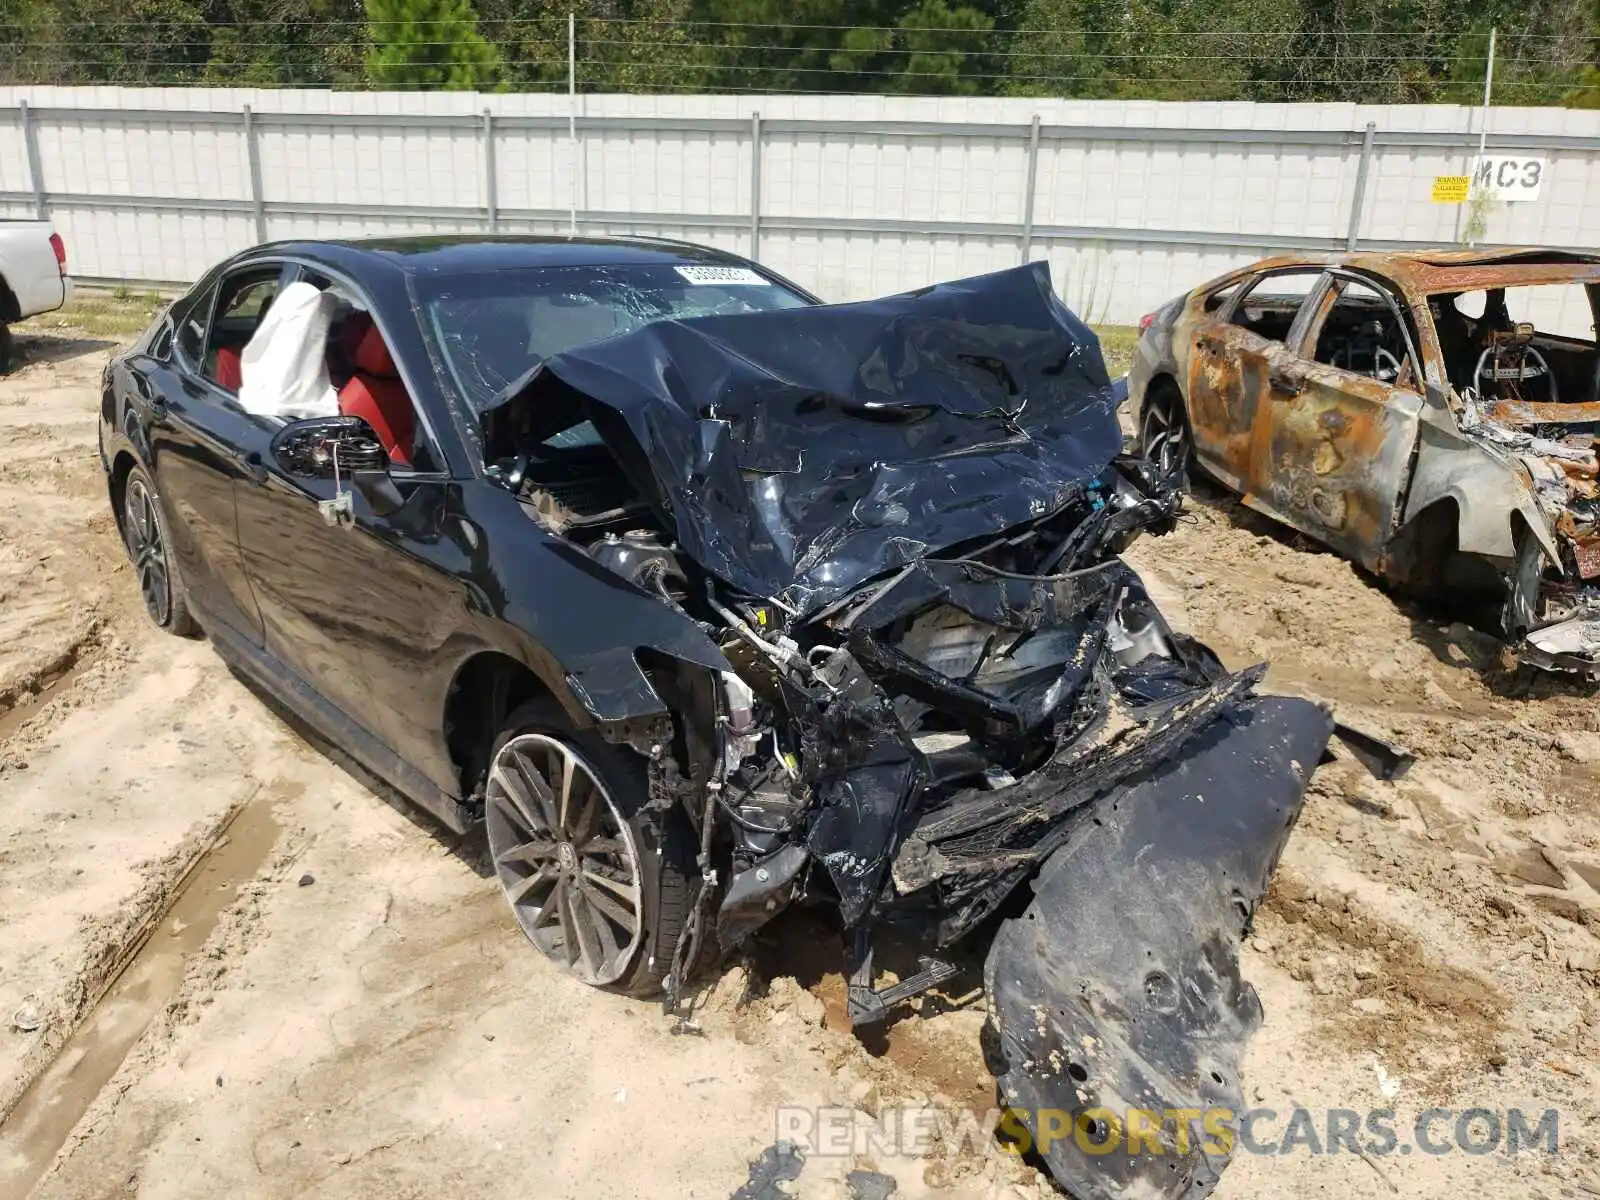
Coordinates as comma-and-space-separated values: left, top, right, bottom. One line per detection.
1129, 248, 1600, 675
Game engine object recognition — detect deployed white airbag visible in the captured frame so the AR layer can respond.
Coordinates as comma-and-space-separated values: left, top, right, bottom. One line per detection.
238, 281, 339, 421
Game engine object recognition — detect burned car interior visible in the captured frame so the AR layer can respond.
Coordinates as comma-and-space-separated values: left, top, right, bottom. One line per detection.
1311, 279, 1419, 386
1432, 282, 1600, 405
1225, 268, 1320, 342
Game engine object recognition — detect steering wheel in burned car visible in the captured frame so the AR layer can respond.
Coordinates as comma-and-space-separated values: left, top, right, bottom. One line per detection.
1473, 329, 1559, 406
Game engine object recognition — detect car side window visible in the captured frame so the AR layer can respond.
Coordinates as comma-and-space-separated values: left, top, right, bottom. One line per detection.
204, 268, 284, 390
1228, 270, 1326, 344
1310, 279, 1422, 389
295, 267, 439, 474
175, 286, 215, 366
149, 318, 174, 362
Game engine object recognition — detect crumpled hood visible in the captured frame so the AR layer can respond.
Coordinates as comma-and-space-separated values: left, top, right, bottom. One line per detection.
488, 262, 1121, 615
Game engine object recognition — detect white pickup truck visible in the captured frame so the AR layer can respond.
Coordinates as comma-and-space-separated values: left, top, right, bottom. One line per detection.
0, 220, 71, 371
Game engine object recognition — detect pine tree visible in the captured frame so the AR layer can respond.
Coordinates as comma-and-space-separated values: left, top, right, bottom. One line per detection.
365, 0, 501, 90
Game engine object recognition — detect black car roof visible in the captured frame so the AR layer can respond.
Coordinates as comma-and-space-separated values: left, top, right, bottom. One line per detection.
255, 234, 757, 277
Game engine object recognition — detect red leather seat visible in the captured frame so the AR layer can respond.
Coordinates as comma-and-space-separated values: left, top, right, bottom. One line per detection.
338, 323, 414, 467
334, 312, 373, 385
214, 346, 243, 391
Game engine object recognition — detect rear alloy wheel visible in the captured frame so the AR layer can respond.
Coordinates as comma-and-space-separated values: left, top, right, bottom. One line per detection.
122, 467, 197, 636
484, 701, 697, 996
1139, 386, 1192, 479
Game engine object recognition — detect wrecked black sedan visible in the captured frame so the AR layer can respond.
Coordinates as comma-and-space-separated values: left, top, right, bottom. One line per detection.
101, 236, 1332, 1198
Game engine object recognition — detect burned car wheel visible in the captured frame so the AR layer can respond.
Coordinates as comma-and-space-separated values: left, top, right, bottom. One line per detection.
484, 700, 696, 997
1139, 384, 1192, 478
121, 467, 197, 636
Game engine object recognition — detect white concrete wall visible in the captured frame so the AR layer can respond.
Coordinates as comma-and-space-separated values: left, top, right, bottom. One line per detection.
1, 87, 1597, 327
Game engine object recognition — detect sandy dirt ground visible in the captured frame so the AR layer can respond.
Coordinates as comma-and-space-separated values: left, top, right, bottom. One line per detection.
0, 315, 1596, 1199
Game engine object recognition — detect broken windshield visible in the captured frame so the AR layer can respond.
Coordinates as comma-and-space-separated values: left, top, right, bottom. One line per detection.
414, 264, 814, 413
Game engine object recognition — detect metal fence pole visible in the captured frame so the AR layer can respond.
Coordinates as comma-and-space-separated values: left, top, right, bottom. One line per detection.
567, 11, 577, 234
1020, 114, 1041, 263
242, 105, 267, 242
1475, 27, 1497, 168
482, 109, 499, 232
1345, 121, 1376, 251
19, 100, 46, 219
1465, 26, 1498, 247
749, 111, 762, 260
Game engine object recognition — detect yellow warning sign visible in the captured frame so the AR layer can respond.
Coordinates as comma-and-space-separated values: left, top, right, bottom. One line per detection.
1431, 175, 1471, 203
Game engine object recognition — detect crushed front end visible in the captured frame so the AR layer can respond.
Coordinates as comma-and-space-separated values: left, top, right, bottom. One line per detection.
1414, 269, 1600, 678
482, 263, 1333, 1199
689, 465, 1334, 1196
1457, 392, 1600, 677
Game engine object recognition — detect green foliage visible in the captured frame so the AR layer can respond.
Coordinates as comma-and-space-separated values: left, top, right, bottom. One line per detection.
830, 1, 997, 96
365, 0, 501, 88
0, 0, 1593, 103
1560, 63, 1600, 108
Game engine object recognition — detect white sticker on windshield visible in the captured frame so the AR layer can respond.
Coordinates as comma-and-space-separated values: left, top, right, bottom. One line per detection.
674, 265, 767, 286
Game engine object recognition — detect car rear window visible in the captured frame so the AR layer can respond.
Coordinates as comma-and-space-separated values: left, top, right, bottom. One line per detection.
415, 263, 813, 413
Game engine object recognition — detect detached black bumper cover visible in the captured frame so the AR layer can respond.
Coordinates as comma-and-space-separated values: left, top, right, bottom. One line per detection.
985, 695, 1332, 1200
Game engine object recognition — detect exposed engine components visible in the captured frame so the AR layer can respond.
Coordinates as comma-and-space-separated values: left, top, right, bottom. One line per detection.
589, 529, 687, 599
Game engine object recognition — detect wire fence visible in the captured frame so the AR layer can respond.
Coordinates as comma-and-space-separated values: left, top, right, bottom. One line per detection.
0, 17, 1595, 104
5, 83, 1597, 324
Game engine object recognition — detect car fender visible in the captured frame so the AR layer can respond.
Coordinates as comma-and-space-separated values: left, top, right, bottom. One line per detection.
1401, 419, 1560, 567
468, 610, 727, 744
467, 493, 734, 737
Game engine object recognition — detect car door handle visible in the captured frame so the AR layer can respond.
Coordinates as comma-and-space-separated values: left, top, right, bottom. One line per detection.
240, 451, 268, 486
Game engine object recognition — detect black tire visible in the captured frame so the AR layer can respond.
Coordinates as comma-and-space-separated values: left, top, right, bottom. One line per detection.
484, 698, 699, 998
0, 324, 13, 375
1138, 380, 1193, 481
122, 465, 199, 637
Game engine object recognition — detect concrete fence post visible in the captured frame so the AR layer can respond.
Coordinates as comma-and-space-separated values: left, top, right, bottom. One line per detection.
1020, 114, 1041, 263
19, 100, 46, 220
749, 111, 762, 261
242, 105, 267, 243
482, 109, 499, 233
1345, 121, 1377, 251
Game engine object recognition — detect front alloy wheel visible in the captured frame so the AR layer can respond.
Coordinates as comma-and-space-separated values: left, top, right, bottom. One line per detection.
485, 732, 646, 988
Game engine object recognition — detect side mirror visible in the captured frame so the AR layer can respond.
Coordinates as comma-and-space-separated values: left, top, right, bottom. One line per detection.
271, 415, 388, 481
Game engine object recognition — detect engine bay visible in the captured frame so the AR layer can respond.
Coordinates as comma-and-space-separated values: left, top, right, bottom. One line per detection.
486, 391, 1200, 962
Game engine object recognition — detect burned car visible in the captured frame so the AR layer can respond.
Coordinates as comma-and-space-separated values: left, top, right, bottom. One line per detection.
1131, 248, 1600, 676
101, 237, 1331, 1197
